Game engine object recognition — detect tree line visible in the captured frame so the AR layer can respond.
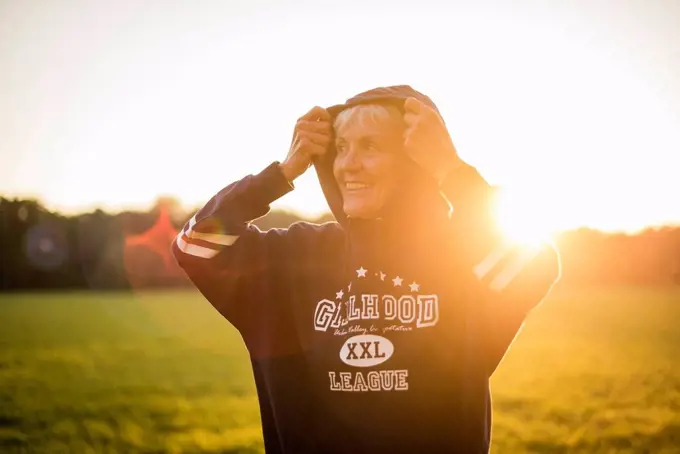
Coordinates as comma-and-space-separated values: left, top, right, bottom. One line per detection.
1, 196, 678, 291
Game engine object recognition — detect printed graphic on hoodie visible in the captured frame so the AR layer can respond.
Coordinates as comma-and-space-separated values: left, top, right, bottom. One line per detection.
314, 266, 440, 392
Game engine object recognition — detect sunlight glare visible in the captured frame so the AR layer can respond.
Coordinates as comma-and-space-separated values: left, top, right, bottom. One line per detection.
494, 188, 556, 247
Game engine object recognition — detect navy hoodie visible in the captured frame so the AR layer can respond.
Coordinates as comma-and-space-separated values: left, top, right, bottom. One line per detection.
172, 86, 561, 453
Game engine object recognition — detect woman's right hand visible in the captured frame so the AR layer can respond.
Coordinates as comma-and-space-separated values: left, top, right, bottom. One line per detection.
279, 106, 332, 182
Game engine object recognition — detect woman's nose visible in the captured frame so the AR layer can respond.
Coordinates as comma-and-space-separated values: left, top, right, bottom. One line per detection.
338, 146, 361, 171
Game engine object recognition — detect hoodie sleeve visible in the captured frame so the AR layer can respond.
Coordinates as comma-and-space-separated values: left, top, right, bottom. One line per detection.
441, 163, 561, 376
172, 161, 342, 341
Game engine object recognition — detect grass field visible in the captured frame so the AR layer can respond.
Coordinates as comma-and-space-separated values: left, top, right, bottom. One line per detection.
0, 285, 679, 453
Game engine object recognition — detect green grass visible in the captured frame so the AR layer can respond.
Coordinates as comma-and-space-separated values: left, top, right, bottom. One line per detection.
0, 285, 679, 453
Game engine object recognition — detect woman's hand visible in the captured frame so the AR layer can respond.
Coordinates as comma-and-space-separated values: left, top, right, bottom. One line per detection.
280, 106, 332, 182
403, 97, 462, 185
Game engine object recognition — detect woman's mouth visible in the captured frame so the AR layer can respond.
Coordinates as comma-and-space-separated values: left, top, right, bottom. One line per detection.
344, 182, 371, 192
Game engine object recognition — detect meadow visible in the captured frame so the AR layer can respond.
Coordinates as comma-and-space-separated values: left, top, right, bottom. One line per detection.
0, 285, 678, 453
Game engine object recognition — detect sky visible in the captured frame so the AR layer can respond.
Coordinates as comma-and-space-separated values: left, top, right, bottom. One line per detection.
1, 0, 679, 234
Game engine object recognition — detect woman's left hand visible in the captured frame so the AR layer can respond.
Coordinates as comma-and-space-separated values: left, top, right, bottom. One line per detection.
403, 97, 462, 185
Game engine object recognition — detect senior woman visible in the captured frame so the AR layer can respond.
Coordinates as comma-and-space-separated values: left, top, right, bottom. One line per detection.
172, 85, 560, 454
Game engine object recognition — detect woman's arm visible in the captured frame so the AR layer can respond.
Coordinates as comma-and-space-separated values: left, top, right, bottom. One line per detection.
173, 161, 342, 342
441, 163, 561, 376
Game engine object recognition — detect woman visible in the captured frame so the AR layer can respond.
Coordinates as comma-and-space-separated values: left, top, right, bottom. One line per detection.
173, 85, 560, 453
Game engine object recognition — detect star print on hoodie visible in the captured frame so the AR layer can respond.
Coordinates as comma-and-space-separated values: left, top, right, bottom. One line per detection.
316, 265, 437, 340
172, 85, 561, 454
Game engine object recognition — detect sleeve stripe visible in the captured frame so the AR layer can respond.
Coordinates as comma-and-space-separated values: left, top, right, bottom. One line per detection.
473, 243, 513, 280
488, 246, 541, 292
473, 242, 544, 292
185, 228, 239, 246
176, 231, 221, 259
185, 215, 240, 247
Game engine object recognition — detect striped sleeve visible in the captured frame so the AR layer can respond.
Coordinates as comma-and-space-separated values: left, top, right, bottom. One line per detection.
171, 162, 345, 354
441, 163, 561, 375
174, 161, 293, 261
171, 162, 295, 332
476, 237, 560, 375
175, 213, 240, 259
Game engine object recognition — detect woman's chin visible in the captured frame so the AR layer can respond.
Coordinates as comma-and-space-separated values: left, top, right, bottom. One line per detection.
343, 203, 381, 220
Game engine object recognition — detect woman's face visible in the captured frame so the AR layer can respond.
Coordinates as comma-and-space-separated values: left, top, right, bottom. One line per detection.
332, 105, 409, 219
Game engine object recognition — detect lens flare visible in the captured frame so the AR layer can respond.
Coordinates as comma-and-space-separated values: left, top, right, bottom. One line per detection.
25, 223, 69, 271
123, 206, 186, 288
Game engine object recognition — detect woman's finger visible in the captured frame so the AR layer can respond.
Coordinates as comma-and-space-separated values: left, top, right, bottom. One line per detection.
297, 119, 332, 134
297, 129, 331, 146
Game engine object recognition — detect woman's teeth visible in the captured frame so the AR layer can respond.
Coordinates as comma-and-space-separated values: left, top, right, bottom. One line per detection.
345, 182, 370, 190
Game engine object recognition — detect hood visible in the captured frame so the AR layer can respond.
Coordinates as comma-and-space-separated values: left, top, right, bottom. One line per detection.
313, 85, 451, 226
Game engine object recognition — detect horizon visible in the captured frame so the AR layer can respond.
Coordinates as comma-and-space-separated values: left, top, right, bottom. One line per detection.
3, 191, 679, 236
2, 0, 679, 236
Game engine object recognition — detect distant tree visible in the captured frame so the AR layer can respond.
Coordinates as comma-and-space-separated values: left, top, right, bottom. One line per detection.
1, 195, 678, 290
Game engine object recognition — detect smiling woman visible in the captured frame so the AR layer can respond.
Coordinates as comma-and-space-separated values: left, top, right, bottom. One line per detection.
170, 84, 562, 454
332, 104, 409, 219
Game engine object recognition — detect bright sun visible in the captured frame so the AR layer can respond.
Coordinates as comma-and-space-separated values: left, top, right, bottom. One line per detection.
493, 188, 557, 246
